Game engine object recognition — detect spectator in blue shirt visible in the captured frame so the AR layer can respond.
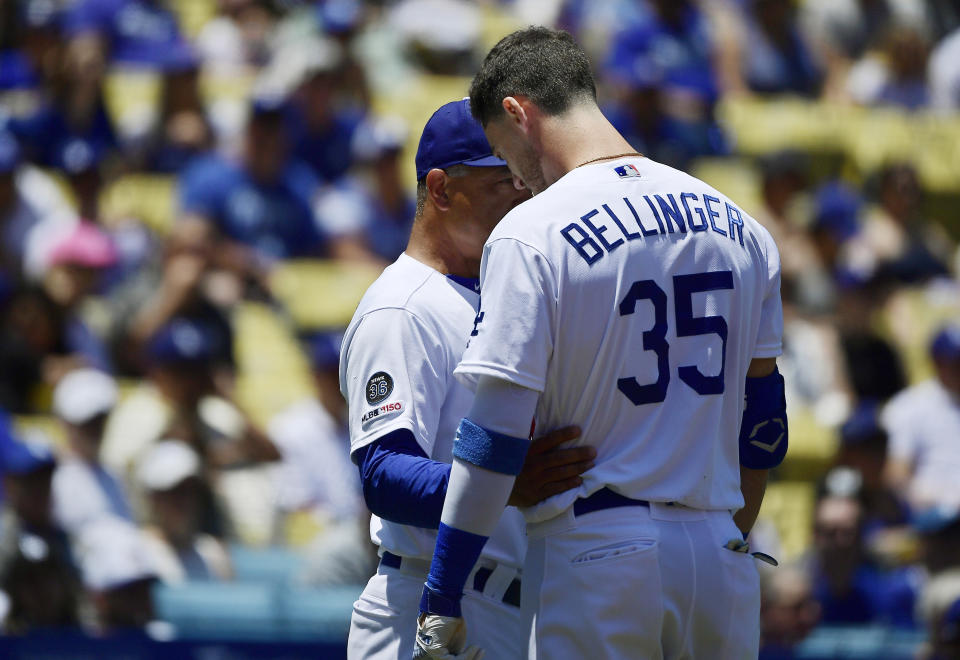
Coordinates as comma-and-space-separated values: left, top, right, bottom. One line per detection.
810, 492, 918, 628
602, 0, 728, 168
314, 115, 416, 264
132, 43, 214, 174
174, 99, 326, 296
62, 0, 187, 69
283, 38, 365, 182
738, 0, 823, 97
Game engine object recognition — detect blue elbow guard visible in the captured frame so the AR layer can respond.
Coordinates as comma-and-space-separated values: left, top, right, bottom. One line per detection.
453, 418, 530, 475
739, 367, 788, 469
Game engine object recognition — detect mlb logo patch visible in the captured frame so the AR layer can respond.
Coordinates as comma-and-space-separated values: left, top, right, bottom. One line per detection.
615, 164, 642, 178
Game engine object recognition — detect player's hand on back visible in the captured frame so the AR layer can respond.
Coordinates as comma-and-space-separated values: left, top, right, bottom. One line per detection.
509, 426, 594, 507
414, 613, 484, 660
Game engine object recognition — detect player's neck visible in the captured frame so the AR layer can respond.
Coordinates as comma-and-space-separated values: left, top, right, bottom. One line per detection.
539, 105, 636, 186
406, 216, 480, 279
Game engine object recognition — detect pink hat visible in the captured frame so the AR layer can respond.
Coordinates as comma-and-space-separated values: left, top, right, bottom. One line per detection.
47, 221, 118, 269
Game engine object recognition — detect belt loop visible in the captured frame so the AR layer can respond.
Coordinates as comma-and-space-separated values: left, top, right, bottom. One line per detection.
481, 564, 517, 602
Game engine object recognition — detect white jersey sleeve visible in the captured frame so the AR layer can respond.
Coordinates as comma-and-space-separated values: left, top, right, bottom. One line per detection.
753, 234, 784, 359
454, 238, 558, 392
342, 307, 449, 456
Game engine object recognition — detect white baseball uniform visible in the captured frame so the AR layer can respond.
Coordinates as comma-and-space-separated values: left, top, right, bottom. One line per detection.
340, 253, 527, 659
455, 156, 783, 658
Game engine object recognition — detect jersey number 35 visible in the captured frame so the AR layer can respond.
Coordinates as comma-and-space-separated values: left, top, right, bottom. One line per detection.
618, 270, 733, 405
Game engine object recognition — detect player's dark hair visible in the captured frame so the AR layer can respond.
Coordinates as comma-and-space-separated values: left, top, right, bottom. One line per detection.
469, 26, 597, 127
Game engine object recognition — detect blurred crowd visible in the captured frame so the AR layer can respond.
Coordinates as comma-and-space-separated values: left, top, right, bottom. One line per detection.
0, 0, 958, 654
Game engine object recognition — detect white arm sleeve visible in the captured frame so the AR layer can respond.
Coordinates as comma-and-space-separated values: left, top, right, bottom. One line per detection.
439, 376, 539, 536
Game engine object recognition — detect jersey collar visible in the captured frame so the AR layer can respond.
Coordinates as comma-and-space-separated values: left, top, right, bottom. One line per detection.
446, 274, 480, 293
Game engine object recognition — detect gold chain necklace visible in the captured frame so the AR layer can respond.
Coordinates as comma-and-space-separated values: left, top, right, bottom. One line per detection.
573, 151, 644, 170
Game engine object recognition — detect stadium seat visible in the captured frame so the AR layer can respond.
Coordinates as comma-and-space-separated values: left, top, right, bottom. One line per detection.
153, 582, 282, 640
279, 585, 363, 641
229, 545, 304, 585
796, 625, 925, 659
99, 174, 177, 235
269, 260, 383, 331
757, 481, 815, 562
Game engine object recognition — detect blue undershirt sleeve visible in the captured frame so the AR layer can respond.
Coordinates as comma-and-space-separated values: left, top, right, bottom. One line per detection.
351, 428, 451, 529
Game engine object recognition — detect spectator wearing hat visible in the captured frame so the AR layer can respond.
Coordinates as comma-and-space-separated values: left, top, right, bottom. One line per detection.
75, 516, 160, 634
834, 403, 908, 541
41, 221, 117, 371
0, 426, 75, 585
314, 115, 416, 264
142, 53, 214, 174
883, 323, 960, 513
104, 318, 277, 476
51, 368, 133, 536
280, 35, 366, 183
103, 318, 278, 542
171, 97, 338, 302
601, 0, 727, 170
268, 332, 366, 550
136, 440, 231, 583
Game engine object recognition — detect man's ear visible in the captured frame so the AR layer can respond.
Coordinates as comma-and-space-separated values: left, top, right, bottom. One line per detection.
425, 168, 451, 211
502, 96, 530, 135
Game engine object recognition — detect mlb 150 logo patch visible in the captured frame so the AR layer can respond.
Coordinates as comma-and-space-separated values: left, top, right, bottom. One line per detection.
366, 371, 394, 405
361, 401, 403, 424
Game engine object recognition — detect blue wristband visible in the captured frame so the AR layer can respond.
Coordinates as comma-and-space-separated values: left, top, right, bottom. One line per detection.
453, 418, 530, 476
420, 522, 489, 617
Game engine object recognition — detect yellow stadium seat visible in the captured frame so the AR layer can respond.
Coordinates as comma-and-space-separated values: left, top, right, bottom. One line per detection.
169, 0, 217, 39
99, 174, 177, 235
270, 259, 384, 332
757, 480, 816, 562
233, 302, 314, 427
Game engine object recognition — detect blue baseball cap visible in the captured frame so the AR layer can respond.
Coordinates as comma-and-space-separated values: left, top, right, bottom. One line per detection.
0, 426, 56, 476
147, 319, 213, 366
415, 98, 505, 181
931, 323, 960, 361
839, 401, 884, 447
308, 331, 342, 369
54, 137, 105, 175
813, 181, 860, 242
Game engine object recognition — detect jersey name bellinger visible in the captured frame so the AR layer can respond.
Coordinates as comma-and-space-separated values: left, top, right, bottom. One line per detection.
560, 192, 748, 266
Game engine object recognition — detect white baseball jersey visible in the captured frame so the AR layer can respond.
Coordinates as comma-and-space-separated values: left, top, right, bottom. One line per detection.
455, 157, 783, 522
340, 253, 525, 567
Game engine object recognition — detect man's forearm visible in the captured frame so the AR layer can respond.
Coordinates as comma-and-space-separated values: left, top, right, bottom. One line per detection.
734, 466, 768, 535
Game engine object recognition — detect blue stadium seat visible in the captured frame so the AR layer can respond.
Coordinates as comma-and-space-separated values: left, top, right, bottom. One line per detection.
796, 625, 925, 659
229, 544, 304, 585
154, 582, 282, 641
279, 585, 363, 641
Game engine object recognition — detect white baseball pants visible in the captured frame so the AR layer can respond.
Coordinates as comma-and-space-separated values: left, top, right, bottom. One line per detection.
522, 502, 761, 659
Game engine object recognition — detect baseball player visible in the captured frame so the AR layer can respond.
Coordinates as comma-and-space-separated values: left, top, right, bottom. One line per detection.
414, 27, 788, 659
340, 98, 595, 659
